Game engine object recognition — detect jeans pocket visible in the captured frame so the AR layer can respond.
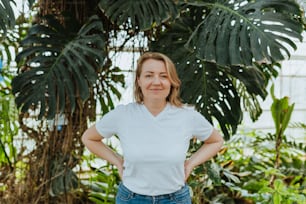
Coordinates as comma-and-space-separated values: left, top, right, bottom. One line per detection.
116, 183, 134, 202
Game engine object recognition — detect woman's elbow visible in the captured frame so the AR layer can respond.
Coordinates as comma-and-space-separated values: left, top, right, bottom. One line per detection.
81, 126, 102, 144
81, 130, 89, 145
208, 129, 224, 148
216, 131, 224, 147
81, 127, 95, 144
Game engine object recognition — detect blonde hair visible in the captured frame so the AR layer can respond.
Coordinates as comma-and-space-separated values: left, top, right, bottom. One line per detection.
134, 52, 182, 107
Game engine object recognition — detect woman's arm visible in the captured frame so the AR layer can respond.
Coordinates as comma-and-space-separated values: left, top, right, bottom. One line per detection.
184, 129, 224, 181
81, 125, 124, 178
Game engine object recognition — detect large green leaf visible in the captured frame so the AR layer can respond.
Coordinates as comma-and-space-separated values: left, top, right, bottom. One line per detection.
150, 15, 268, 139
184, 0, 304, 66
0, 0, 15, 38
12, 15, 107, 119
98, 0, 179, 31
149, 1, 305, 138
153, 27, 243, 138
180, 57, 243, 140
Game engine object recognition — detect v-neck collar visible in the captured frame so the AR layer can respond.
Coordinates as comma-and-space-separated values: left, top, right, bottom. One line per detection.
140, 103, 170, 120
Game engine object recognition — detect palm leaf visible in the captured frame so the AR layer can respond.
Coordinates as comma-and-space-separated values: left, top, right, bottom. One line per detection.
0, 0, 15, 37
98, 0, 179, 31
12, 15, 106, 119
184, 0, 304, 66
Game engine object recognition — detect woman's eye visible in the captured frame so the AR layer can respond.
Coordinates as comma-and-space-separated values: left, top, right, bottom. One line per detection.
145, 75, 152, 78
161, 75, 168, 78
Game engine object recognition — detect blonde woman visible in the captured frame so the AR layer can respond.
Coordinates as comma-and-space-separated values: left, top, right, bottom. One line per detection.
82, 52, 224, 203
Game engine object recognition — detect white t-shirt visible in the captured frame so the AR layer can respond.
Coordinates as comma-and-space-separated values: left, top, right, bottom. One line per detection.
95, 102, 213, 196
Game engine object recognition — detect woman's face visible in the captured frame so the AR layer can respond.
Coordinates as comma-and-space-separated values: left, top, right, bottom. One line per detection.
137, 59, 171, 103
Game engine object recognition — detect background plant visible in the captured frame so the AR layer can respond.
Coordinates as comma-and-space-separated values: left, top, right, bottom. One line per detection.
83, 144, 121, 204
187, 89, 306, 203
0, 68, 19, 195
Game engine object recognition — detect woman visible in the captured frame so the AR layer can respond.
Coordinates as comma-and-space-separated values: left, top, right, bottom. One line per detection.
82, 52, 224, 203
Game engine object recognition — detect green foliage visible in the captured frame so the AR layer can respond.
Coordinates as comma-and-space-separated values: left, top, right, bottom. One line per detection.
2, 3, 125, 203
0, 10, 29, 65
238, 62, 280, 122
260, 179, 306, 204
12, 15, 107, 119
0, 58, 18, 165
1, 0, 306, 203
84, 165, 120, 204
270, 85, 295, 137
187, 90, 304, 203
80, 141, 120, 203
99, 0, 179, 31
0, 0, 15, 38
269, 84, 296, 188
188, 129, 305, 204
184, 0, 304, 66
8, 0, 306, 140
0, 78, 18, 169
0, 65, 19, 197
95, 64, 125, 115
150, 0, 304, 138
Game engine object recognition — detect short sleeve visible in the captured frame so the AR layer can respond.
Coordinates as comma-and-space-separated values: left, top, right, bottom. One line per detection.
191, 111, 214, 141
95, 105, 124, 138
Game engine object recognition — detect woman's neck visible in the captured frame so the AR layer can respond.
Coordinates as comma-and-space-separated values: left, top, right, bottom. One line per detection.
143, 100, 167, 116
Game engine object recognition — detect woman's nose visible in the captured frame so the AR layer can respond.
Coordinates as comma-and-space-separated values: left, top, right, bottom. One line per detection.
152, 76, 162, 84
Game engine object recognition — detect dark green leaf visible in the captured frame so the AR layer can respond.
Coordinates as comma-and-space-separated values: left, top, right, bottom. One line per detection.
12, 15, 107, 119
185, 0, 304, 66
98, 0, 178, 31
0, 0, 15, 37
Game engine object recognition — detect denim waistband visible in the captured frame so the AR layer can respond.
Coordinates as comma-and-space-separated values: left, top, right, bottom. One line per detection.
118, 182, 189, 199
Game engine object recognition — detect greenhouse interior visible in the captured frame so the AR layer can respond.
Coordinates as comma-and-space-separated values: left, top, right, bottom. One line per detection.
0, 0, 305, 204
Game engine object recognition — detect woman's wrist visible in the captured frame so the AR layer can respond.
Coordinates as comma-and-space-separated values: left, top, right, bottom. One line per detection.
114, 154, 123, 167
185, 158, 197, 169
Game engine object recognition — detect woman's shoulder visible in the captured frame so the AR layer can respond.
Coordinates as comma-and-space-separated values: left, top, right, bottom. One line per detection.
176, 104, 196, 112
113, 102, 139, 112
169, 103, 197, 115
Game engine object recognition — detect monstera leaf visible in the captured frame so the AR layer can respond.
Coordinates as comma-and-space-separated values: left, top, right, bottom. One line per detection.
153, 34, 244, 138
149, 17, 242, 138
98, 0, 179, 31
12, 15, 106, 119
150, 1, 304, 138
184, 0, 304, 66
0, 0, 15, 37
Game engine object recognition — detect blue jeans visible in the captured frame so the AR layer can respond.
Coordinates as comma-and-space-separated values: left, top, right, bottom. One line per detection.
115, 183, 192, 204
